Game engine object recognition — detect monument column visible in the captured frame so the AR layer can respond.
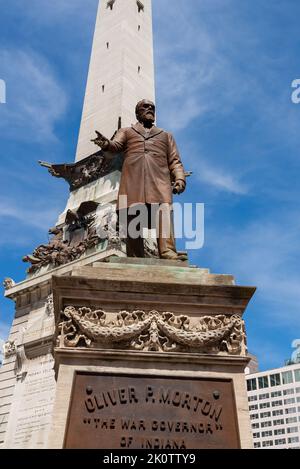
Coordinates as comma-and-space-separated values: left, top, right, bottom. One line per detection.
76, 0, 155, 161
1, 0, 256, 450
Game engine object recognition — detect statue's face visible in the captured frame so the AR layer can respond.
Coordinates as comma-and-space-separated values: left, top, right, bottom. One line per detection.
137, 100, 155, 124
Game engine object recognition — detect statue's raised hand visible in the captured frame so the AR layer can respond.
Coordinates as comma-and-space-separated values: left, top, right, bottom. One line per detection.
91, 130, 109, 150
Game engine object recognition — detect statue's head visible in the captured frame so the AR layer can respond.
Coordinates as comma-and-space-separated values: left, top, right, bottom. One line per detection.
135, 99, 155, 125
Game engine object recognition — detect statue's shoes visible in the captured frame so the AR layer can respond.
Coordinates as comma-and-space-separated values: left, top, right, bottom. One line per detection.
176, 253, 188, 261
160, 251, 188, 261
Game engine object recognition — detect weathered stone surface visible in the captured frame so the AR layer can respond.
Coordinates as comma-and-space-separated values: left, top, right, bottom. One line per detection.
75, 0, 155, 161
3, 354, 55, 449
0, 297, 56, 449
57, 307, 246, 355
52, 262, 254, 320
47, 260, 255, 449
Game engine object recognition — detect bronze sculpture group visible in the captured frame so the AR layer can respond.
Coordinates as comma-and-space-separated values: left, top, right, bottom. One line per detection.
24, 100, 188, 274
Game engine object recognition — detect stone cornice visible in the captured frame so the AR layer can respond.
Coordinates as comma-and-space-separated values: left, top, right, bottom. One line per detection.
4, 248, 126, 303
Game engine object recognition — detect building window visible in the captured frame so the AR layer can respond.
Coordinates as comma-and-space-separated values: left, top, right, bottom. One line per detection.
258, 376, 269, 389
259, 402, 270, 409
261, 430, 273, 437
107, 0, 116, 10
249, 404, 258, 411
262, 410, 272, 419
252, 423, 260, 429
262, 440, 273, 447
284, 398, 296, 405
282, 370, 293, 385
261, 421, 272, 428
106, 42, 110, 49
270, 373, 281, 387
250, 414, 259, 420
275, 438, 286, 446
247, 378, 257, 391
248, 395, 258, 402
254, 442, 261, 448
272, 400, 283, 407
294, 370, 300, 382
137, 0, 144, 12
274, 428, 285, 435
285, 407, 296, 414
288, 437, 299, 444
271, 390, 282, 398
138, 25, 141, 31
253, 432, 260, 439
259, 393, 270, 400
272, 409, 283, 416
273, 419, 285, 425
138, 66, 141, 74
283, 388, 294, 396
287, 426, 298, 434
102, 85, 105, 93
286, 417, 297, 424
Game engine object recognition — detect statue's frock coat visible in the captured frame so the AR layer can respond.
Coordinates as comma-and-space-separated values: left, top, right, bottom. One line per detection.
106, 123, 186, 208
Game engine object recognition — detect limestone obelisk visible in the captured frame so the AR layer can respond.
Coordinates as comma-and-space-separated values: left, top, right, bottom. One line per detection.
76, 0, 155, 161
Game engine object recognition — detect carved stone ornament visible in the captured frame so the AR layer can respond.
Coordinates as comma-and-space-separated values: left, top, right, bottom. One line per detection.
45, 294, 54, 317
22, 202, 107, 274
57, 307, 247, 355
39, 151, 122, 192
3, 340, 17, 358
3, 277, 15, 290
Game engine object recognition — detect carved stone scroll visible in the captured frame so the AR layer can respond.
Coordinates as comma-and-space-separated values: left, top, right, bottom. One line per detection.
57, 307, 247, 355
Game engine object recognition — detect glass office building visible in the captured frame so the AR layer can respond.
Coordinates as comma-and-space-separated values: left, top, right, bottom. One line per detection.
246, 363, 300, 449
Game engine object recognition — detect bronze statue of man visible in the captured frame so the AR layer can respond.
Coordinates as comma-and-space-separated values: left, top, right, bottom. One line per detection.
92, 99, 187, 260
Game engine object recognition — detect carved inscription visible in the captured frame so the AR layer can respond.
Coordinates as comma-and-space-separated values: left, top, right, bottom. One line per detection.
64, 373, 240, 449
5, 355, 56, 448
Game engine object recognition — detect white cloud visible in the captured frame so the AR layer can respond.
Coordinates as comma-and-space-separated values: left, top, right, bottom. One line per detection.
0, 199, 61, 232
0, 49, 67, 142
22, 0, 97, 21
154, 0, 249, 131
206, 212, 300, 329
195, 161, 248, 194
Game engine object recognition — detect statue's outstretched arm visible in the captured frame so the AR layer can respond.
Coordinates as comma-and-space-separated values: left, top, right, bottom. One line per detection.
91, 129, 127, 154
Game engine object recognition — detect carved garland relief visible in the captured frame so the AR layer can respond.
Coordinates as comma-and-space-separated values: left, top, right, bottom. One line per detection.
57, 307, 247, 355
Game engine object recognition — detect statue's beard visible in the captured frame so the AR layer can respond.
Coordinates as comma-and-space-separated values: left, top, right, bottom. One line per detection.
138, 111, 155, 126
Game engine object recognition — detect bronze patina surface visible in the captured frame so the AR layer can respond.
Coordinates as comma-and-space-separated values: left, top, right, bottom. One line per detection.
64, 372, 240, 449
91, 100, 187, 261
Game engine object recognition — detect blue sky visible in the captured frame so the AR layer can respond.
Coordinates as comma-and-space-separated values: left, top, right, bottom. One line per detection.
0, 0, 299, 371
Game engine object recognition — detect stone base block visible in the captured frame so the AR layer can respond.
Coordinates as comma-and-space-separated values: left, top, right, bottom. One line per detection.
48, 261, 255, 449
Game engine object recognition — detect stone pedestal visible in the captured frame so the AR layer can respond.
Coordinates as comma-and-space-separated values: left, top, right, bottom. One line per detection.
48, 259, 255, 449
